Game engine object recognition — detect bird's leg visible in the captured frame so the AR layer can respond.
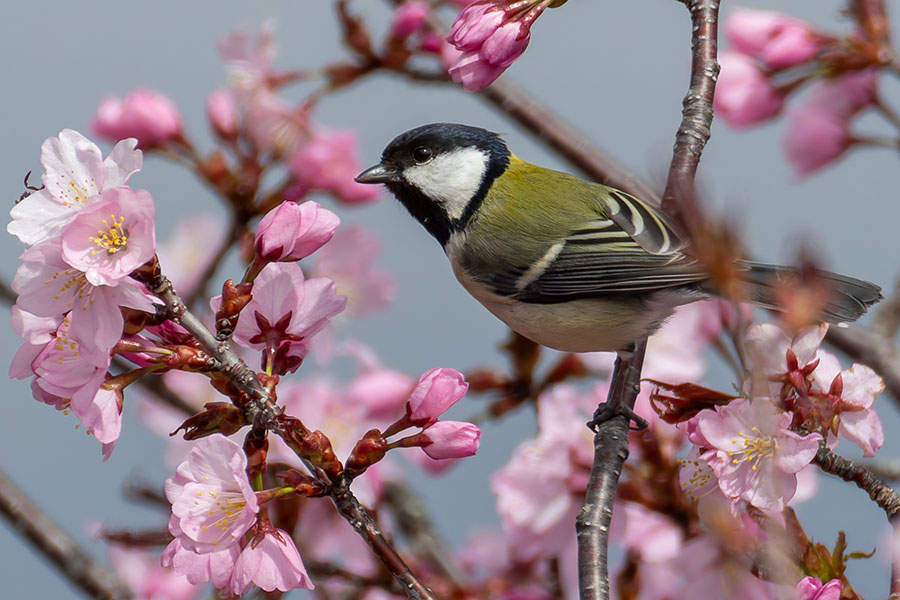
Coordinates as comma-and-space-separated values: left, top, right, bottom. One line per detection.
586, 344, 649, 432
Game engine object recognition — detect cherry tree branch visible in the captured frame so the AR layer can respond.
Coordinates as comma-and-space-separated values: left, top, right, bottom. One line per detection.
330, 475, 437, 600
577, 2, 720, 598
813, 444, 900, 519
576, 340, 647, 600
0, 469, 133, 600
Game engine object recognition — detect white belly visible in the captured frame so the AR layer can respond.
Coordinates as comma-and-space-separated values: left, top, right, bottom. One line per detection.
451, 261, 678, 353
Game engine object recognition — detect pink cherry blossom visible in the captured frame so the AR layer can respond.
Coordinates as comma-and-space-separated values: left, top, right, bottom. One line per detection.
165, 434, 260, 553
206, 89, 238, 141
420, 421, 481, 459
612, 502, 683, 563
794, 576, 842, 600
162, 522, 240, 588
254, 200, 339, 263
715, 52, 785, 128
107, 545, 200, 600
9, 306, 61, 380
812, 354, 885, 457
243, 91, 311, 157
229, 263, 346, 361
744, 322, 828, 399
218, 21, 278, 92
60, 186, 156, 286
311, 226, 396, 318
694, 398, 822, 512
447, 2, 505, 51
13, 240, 155, 352
91, 89, 183, 149
725, 8, 820, 69
406, 368, 469, 426
288, 128, 380, 204
227, 529, 314, 595
391, 1, 428, 39
9, 129, 141, 246
346, 368, 415, 419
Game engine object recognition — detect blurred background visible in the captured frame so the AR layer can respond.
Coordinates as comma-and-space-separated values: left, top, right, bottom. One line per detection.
1, 0, 898, 597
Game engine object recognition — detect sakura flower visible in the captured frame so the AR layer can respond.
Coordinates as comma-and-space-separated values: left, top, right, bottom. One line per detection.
9, 306, 61, 380
812, 354, 884, 457
254, 200, 339, 263
446, 0, 553, 90
744, 322, 828, 399
311, 226, 396, 318
725, 7, 821, 69
162, 522, 240, 588
419, 421, 481, 459
227, 529, 314, 595
406, 367, 469, 426
715, 51, 785, 128
288, 128, 380, 204
229, 263, 346, 367
612, 502, 683, 563
60, 186, 156, 286
346, 368, 415, 420
694, 398, 822, 512
206, 89, 238, 141
13, 239, 155, 352
91, 89, 183, 149
243, 90, 311, 157
165, 434, 259, 553
9, 129, 141, 246
107, 545, 200, 600
794, 576, 842, 600
218, 21, 278, 93
391, 1, 429, 39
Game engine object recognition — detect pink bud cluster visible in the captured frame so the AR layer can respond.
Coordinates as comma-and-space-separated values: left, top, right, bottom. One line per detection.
715, 7, 879, 176
445, 0, 555, 91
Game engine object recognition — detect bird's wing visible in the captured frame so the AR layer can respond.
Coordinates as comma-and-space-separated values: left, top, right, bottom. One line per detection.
472, 189, 705, 304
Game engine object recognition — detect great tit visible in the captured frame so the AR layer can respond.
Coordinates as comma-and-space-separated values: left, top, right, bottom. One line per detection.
355, 123, 881, 353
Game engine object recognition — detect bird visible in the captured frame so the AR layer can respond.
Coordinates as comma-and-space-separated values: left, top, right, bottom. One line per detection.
355, 122, 882, 354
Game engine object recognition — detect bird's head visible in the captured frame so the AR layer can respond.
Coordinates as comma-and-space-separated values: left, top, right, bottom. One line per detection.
356, 123, 510, 245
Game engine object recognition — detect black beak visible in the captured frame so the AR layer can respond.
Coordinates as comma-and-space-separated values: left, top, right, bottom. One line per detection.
355, 164, 400, 184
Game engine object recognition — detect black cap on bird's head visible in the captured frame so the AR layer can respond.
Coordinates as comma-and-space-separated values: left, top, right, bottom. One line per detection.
356, 123, 510, 245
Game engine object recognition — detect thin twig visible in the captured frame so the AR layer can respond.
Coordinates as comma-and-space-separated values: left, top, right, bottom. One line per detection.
813, 444, 900, 518
576, 340, 647, 600
330, 476, 437, 600
0, 469, 133, 599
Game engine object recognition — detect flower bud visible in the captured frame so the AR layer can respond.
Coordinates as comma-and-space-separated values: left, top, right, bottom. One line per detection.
206, 89, 238, 141
420, 421, 481, 459
91, 88, 182, 149
255, 201, 339, 263
406, 368, 469, 426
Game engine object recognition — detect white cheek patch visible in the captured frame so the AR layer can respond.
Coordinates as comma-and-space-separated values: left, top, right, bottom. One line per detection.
402, 147, 488, 221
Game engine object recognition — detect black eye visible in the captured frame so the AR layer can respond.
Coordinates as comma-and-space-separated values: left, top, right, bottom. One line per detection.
413, 146, 433, 163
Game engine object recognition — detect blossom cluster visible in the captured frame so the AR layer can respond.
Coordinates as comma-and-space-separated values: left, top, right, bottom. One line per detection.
714, 7, 883, 176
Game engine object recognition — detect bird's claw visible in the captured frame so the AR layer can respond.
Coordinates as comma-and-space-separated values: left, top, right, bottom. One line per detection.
587, 402, 648, 433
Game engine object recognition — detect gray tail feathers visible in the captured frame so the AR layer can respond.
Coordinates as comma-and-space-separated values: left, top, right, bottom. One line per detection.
735, 260, 882, 324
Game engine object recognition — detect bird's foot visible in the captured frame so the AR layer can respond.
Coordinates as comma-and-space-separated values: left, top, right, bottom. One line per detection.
587, 402, 648, 433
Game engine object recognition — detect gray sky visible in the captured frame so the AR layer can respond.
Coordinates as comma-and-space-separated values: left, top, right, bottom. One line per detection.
1, 1, 898, 597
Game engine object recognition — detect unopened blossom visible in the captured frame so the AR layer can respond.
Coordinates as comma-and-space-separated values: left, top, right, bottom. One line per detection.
229, 262, 346, 356
420, 421, 481, 459
794, 576, 842, 600
206, 89, 239, 140
92, 89, 183, 149
715, 51, 785, 128
391, 1, 429, 39
9, 129, 141, 246
693, 398, 822, 512
165, 434, 259, 553
254, 200, 339, 263
783, 70, 877, 177
406, 367, 469, 426
60, 186, 156, 286
13, 240, 156, 352
726, 7, 820, 69
311, 226, 396, 318
107, 545, 200, 600
288, 128, 380, 204
227, 529, 314, 595
446, 0, 540, 91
